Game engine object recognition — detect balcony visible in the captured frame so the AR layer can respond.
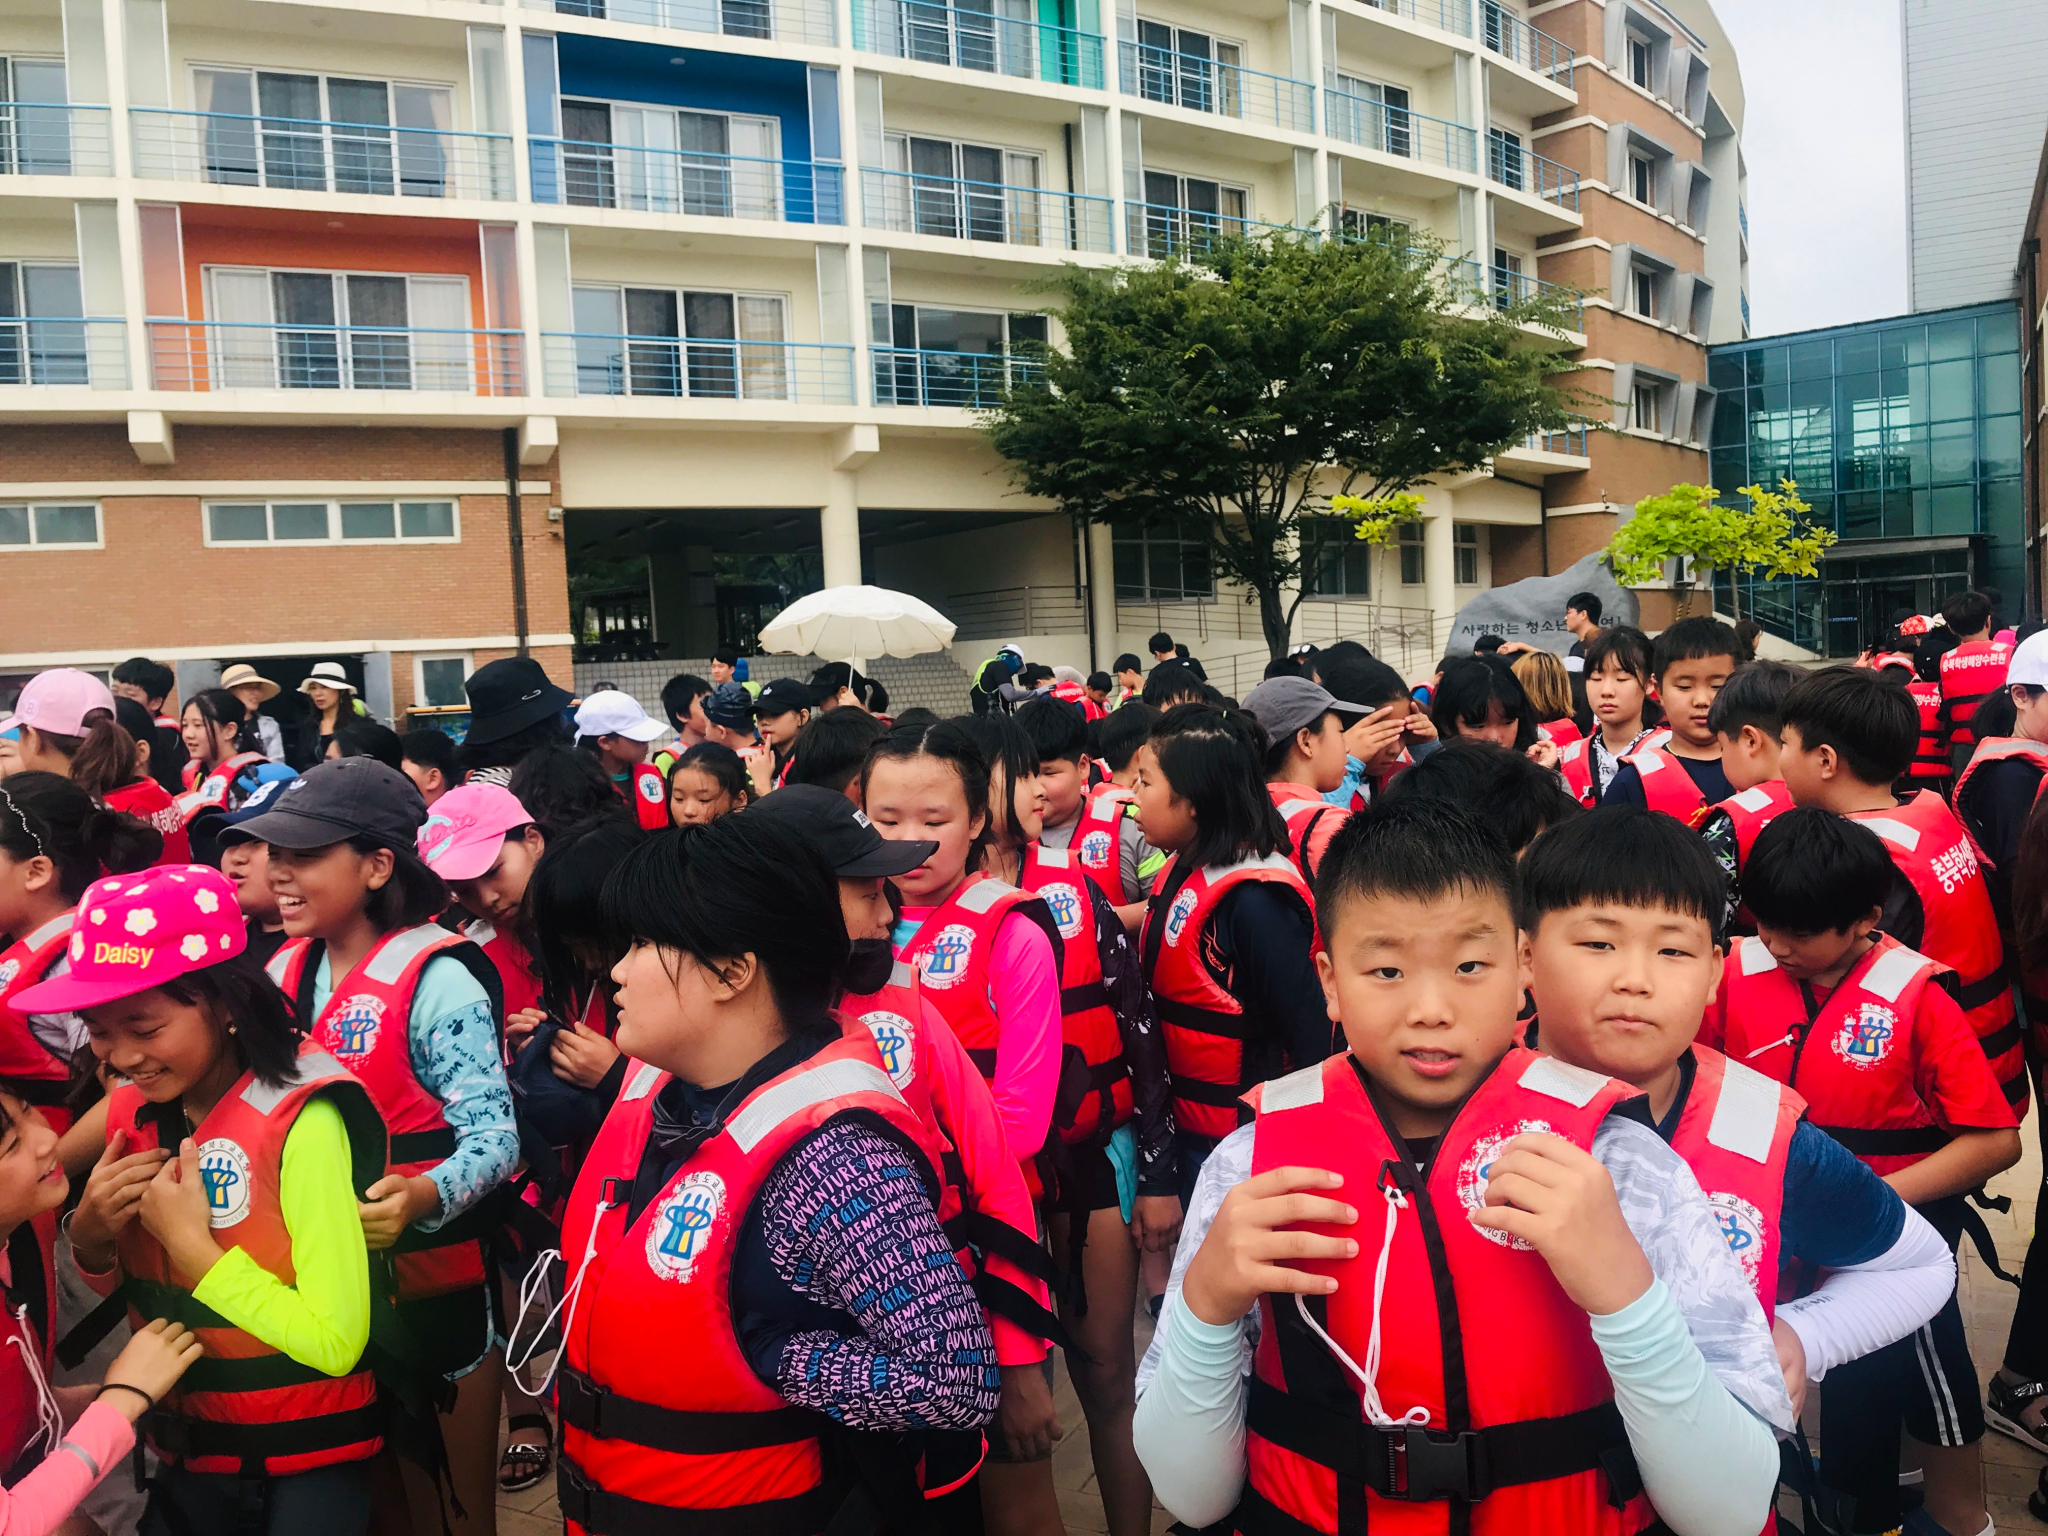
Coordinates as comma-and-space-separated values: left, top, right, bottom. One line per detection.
862, 167, 1113, 253
1491, 264, 1582, 331
0, 104, 113, 177
531, 139, 843, 224
147, 320, 523, 395
531, 0, 837, 46
1341, 0, 1474, 40
1335, 228, 1485, 294
1480, 2, 1572, 80
1739, 200, 1749, 245
1487, 138, 1577, 211
1522, 419, 1590, 456
543, 333, 854, 403
1118, 41, 1313, 135
872, 346, 1042, 408
0, 317, 126, 387
1324, 91, 1478, 177
1125, 202, 1318, 258
131, 110, 514, 202
852, 0, 1105, 89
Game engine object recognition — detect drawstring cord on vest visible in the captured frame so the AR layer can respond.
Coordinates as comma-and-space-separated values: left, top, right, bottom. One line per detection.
1292, 1183, 1429, 1430
9, 1305, 60, 1460
506, 1189, 618, 1401
1743, 1032, 1796, 1061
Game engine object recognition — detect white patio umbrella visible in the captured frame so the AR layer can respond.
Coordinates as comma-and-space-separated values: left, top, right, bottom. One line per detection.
758, 584, 957, 667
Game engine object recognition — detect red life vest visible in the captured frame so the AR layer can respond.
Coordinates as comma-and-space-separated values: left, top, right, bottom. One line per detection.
1905, 679, 1949, 783
0, 913, 79, 1129
555, 1034, 948, 1536
1141, 854, 1317, 1141
620, 762, 668, 831
267, 925, 494, 1299
1268, 782, 1351, 886
1622, 747, 1711, 827
462, 917, 543, 1021
1714, 934, 1955, 1176
1664, 1047, 1802, 1322
107, 1042, 389, 1477
1238, 1047, 1658, 1535
174, 752, 270, 826
841, 962, 969, 1233
1020, 845, 1132, 1146
1939, 639, 2013, 752
1848, 793, 2023, 1109
1542, 717, 1584, 750
1952, 737, 2048, 865
1075, 785, 1137, 902
1557, 737, 1597, 806
0, 1216, 59, 1477
102, 777, 192, 866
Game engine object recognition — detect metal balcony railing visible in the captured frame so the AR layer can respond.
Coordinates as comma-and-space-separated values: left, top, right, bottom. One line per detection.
531, 0, 837, 45
862, 167, 1113, 252
0, 318, 126, 387
1335, 227, 1485, 293
1739, 201, 1749, 244
1347, 0, 1475, 38
853, 0, 1104, 89
1118, 41, 1314, 134
1323, 90, 1477, 174
530, 139, 843, 223
147, 320, 523, 395
542, 333, 855, 403
1522, 419, 1590, 456
0, 103, 113, 176
1125, 202, 1318, 257
1480, 2, 1573, 79
1486, 137, 1578, 210
944, 585, 1088, 641
130, 109, 515, 201
871, 346, 1043, 408
1491, 265, 1583, 330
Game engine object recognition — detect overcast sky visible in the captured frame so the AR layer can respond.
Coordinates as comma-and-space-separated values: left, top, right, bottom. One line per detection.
1712, 0, 1909, 335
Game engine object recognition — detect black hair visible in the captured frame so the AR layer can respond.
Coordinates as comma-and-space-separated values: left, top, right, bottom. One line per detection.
1973, 686, 2019, 742
1315, 796, 1514, 931
1017, 664, 1055, 690
399, 727, 458, 784
457, 711, 574, 778
962, 712, 1042, 849
1141, 664, 1204, 709
1652, 617, 1742, 682
157, 952, 304, 1089
601, 817, 847, 1027
0, 771, 161, 902
1318, 652, 1406, 710
1473, 634, 1506, 655
1915, 625, 1962, 684
891, 707, 939, 730
1733, 620, 1761, 662
784, 709, 883, 795
1086, 671, 1112, 693
1430, 657, 1537, 751
507, 744, 634, 841
1781, 667, 1918, 784
1516, 806, 1723, 942
1308, 640, 1369, 681
808, 662, 886, 713
1113, 653, 1143, 675
712, 646, 741, 668
668, 741, 752, 808
1262, 655, 1306, 681
530, 816, 643, 1027
1705, 660, 1802, 739
1942, 589, 1994, 637
182, 688, 249, 764
111, 657, 175, 706
1381, 738, 1582, 855
1096, 702, 1157, 773
659, 673, 712, 732
864, 719, 995, 867
1016, 696, 1089, 766
1147, 632, 1174, 655
31, 701, 138, 800
1148, 704, 1288, 869
1743, 808, 1896, 934
1565, 592, 1602, 624
333, 719, 403, 770
1582, 623, 1653, 683
112, 697, 158, 781
347, 835, 448, 932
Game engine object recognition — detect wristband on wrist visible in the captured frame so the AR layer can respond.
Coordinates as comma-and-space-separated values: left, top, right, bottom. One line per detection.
96, 1383, 154, 1411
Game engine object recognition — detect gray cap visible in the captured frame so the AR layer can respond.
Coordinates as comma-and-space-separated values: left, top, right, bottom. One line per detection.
220, 755, 427, 851
1243, 675, 1371, 747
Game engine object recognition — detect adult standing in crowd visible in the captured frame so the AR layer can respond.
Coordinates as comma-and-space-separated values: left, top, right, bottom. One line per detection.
457, 657, 575, 787
971, 645, 1025, 715
220, 664, 287, 762
299, 662, 366, 760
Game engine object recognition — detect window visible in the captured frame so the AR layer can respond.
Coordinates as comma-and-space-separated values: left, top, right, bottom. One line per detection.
0, 58, 73, 175
1628, 150, 1654, 206
1487, 127, 1524, 192
1631, 265, 1659, 321
883, 134, 1043, 244
1626, 32, 1653, 89
204, 498, 458, 544
0, 502, 99, 548
205, 268, 472, 391
1453, 523, 1480, 585
1631, 380, 1663, 434
1493, 248, 1524, 310
414, 653, 470, 708
1398, 521, 1424, 585
1330, 74, 1411, 158
190, 69, 455, 197
1137, 169, 1250, 256
1113, 521, 1212, 603
1302, 517, 1370, 599
561, 100, 781, 218
0, 262, 87, 385
1134, 22, 1243, 117
894, 0, 1031, 71
570, 285, 789, 399
877, 306, 1046, 406
1340, 209, 1411, 248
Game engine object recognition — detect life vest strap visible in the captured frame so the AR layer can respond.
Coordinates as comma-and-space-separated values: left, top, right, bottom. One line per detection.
389, 1128, 458, 1163
1815, 1123, 1951, 1157
1154, 997, 1252, 1041
1170, 1074, 1248, 1109
147, 1397, 385, 1462
941, 1208, 1058, 1285
126, 1279, 233, 1332
177, 1349, 358, 1395
1059, 981, 1112, 1017
556, 1366, 818, 1455
556, 1453, 848, 1536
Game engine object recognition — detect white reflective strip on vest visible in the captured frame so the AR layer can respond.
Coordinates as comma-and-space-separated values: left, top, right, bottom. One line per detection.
1260, 1063, 1325, 1114
363, 924, 454, 985
1086, 798, 1123, 824
464, 919, 499, 946
957, 879, 1022, 915
1861, 946, 1929, 1004
1205, 853, 1301, 880
889, 960, 917, 990
621, 1062, 662, 1102
264, 947, 294, 987
1705, 1060, 1784, 1164
23, 913, 73, 951
1861, 818, 1921, 854
240, 1048, 350, 1115
1739, 936, 1779, 976
1518, 1054, 1609, 1108
1279, 798, 1323, 823
726, 1058, 903, 1155
1634, 752, 1668, 775
1730, 786, 1778, 813
1035, 847, 1073, 868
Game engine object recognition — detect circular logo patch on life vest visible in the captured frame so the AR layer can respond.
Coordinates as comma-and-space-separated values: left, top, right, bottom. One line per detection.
1458, 1120, 1558, 1250
197, 1138, 254, 1229
1164, 888, 1199, 947
1040, 882, 1085, 940
919, 924, 977, 990
1832, 1001, 1897, 1070
1079, 830, 1114, 868
646, 1170, 726, 1284
0, 959, 17, 992
637, 772, 664, 805
326, 995, 386, 1061
1706, 1190, 1767, 1287
861, 1011, 916, 1088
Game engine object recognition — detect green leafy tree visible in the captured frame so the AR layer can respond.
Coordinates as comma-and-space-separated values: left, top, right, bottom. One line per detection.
1607, 480, 1835, 619
981, 232, 1586, 658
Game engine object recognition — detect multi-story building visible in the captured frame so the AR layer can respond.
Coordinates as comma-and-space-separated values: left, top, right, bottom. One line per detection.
0, 0, 1742, 710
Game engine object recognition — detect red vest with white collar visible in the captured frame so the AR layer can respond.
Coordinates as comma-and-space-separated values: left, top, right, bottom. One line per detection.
1664, 1047, 1803, 1322
621, 762, 668, 831
897, 875, 1060, 1075
0, 912, 78, 1126
1714, 934, 1952, 1176
1074, 785, 1137, 903
1268, 782, 1351, 886
1952, 736, 2048, 865
1622, 747, 1711, 827
840, 961, 964, 1230
462, 917, 543, 1020
1939, 639, 2013, 750
1238, 1048, 1657, 1535
555, 1034, 947, 1536
1711, 780, 1794, 868
174, 752, 270, 825
1558, 738, 1597, 806
1019, 845, 1131, 1145
1141, 854, 1316, 1141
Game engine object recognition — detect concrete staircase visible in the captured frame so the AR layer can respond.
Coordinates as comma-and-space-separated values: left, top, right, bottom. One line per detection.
573, 650, 975, 722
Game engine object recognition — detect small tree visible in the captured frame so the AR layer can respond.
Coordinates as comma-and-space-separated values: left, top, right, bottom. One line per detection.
1606, 480, 1834, 620
981, 232, 1586, 658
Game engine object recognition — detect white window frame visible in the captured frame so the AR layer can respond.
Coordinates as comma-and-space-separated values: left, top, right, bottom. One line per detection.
1631, 264, 1660, 321
184, 65, 459, 195
1301, 515, 1372, 601
1630, 378, 1670, 435
1397, 520, 1424, 586
569, 283, 793, 399
1625, 32, 1654, 90
1112, 519, 1214, 603
0, 501, 103, 551
412, 651, 473, 709
1453, 522, 1481, 586
201, 497, 462, 547
1134, 20, 1245, 116
1628, 149, 1655, 206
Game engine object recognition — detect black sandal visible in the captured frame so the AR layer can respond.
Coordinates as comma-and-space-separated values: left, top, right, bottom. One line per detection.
499, 1413, 552, 1493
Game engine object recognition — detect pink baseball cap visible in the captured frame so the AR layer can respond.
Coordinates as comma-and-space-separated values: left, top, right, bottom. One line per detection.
416, 783, 534, 882
10, 866, 246, 1013
0, 669, 117, 737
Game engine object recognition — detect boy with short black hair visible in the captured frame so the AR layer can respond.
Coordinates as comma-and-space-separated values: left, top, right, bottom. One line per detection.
1938, 588, 2012, 765
1016, 696, 1158, 926
399, 726, 458, 808
1698, 659, 1802, 931
1382, 736, 1582, 855
110, 655, 189, 788
1600, 617, 1742, 821
782, 706, 884, 800
1709, 806, 2020, 1536
1130, 798, 1790, 1535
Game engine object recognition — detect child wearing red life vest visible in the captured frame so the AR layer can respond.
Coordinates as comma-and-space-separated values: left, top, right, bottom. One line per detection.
664, 742, 752, 828
6, 672, 190, 868
1706, 808, 2020, 1536
1017, 697, 1158, 927
751, 679, 814, 791
1243, 677, 1369, 885
1524, 809, 1962, 1532
53, 865, 388, 1536
1937, 589, 2012, 768
572, 690, 670, 832
1600, 618, 1742, 823
1131, 798, 1791, 1536
1697, 661, 1801, 935
1560, 625, 1662, 806
1428, 657, 1560, 770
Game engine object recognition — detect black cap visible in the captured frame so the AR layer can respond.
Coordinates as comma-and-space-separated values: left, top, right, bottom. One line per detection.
463, 657, 573, 746
221, 756, 427, 850
755, 679, 816, 718
703, 682, 755, 731
746, 786, 936, 877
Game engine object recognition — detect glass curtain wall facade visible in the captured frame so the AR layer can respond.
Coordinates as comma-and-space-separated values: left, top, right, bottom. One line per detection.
1706, 302, 2023, 656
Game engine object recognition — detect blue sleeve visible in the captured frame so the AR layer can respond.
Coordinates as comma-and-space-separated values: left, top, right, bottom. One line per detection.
1777, 1121, 1907, 1269
1601, 764, 1648, 807
406, 953, 519, 1231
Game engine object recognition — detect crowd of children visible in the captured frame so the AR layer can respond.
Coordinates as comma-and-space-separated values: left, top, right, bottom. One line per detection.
0, 592, 2045, 1536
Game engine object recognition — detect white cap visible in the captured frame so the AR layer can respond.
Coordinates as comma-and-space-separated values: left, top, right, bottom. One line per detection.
574, 689, 666, 742
2009, 631, 2048, 690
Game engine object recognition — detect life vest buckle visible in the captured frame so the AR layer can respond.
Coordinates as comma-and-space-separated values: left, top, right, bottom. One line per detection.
1375, 1424, 1490, 1503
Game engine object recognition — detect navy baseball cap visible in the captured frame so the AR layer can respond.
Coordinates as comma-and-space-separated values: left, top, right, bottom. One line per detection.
703, 682, 756, 731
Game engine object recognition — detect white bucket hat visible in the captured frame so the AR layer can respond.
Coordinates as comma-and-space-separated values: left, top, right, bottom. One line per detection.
297, 661, 357, 695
